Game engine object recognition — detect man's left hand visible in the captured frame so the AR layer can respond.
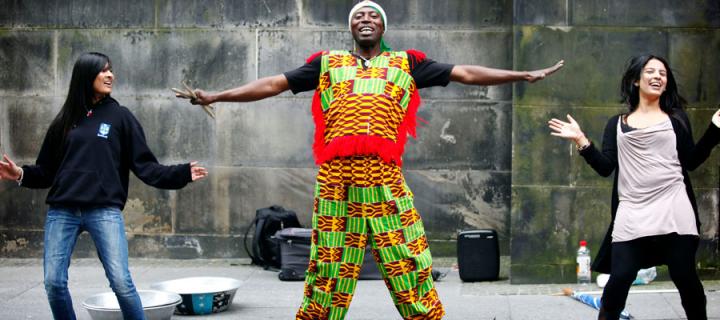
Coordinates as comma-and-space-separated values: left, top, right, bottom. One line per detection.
526, 60, 564, 83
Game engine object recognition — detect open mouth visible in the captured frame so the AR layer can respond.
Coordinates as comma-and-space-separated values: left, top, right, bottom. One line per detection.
359, 26, 374, 36
649, 81, 663, 90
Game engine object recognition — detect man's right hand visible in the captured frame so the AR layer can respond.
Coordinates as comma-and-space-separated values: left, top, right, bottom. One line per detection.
189, 89, 214, 106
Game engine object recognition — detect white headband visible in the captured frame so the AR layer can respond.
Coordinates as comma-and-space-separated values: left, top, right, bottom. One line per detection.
348, 0, 387, 32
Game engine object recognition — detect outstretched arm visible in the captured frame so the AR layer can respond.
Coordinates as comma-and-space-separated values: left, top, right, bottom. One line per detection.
189, 161, 208, 181
180, 74, 290, 106
0, 154, 22, 181
0, 127, 62, 188
549, 114, 618, 177
548, 114, 589, 149
450, 60, 564, 85
679, 108, 720, 171
123, 109, 202, 189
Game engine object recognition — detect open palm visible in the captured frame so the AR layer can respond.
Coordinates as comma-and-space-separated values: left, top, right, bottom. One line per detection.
527, 60, 564, 83
0, 155, 21, 180
548, 114, 585, 141
189, 161, 208, 181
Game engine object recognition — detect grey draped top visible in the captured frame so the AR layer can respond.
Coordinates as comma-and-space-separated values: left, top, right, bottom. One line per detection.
613, 118, 697, 242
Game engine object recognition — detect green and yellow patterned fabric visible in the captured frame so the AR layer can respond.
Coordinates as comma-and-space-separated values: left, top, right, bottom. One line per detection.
311, 50, 421, 166
295, 156, 445, 320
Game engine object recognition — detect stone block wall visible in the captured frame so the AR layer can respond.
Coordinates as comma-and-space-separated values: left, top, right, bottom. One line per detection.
0, 0, 514, 263
511, 0, 720, 283
0, 0, 718, 283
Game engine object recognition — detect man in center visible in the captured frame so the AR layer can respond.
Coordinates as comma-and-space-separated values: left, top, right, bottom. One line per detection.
183, 1, 564, 319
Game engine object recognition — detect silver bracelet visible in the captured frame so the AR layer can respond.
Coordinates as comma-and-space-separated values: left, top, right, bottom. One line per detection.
576, 141, 591, 151
15, 167, 23, 186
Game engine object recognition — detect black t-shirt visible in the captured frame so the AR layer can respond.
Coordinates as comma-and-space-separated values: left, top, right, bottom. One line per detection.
284, 51, 454, 94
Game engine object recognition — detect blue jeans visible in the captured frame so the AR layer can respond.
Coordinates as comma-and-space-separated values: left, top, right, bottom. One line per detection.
43, 206, 145, 320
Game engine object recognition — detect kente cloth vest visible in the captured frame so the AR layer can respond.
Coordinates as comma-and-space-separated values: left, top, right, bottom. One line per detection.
308, 50, 425, 166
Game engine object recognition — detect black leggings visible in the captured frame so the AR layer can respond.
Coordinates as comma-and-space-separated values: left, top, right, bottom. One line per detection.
599, 234, 706, 320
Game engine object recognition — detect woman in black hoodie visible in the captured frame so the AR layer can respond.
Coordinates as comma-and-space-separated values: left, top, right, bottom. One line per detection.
0, 52, 208, 319
548, 55, 720, 320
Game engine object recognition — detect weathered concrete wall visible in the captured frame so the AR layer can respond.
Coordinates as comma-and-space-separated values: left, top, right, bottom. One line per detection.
1, 0, 718, 284
512, 0, 720, 283
0, 0, 513, 263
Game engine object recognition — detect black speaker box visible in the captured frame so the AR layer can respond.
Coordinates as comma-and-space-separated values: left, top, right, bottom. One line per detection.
457, 229, 499, 282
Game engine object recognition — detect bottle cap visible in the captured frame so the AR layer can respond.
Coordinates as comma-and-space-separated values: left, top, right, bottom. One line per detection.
579, 240, 587, 247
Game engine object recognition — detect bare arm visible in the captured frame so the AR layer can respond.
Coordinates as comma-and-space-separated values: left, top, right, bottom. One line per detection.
450, 60, 564, 85
184, 74, 290, 105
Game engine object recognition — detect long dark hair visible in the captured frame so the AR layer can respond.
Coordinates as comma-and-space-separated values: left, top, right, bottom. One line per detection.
620, 54, 685, 114
47, 52, 111, 151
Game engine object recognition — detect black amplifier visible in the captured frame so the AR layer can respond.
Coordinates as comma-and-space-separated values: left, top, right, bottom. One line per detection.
457, 229, 499, 282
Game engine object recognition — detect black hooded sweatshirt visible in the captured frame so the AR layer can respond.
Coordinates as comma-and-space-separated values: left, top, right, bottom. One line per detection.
21, 96, 191, 210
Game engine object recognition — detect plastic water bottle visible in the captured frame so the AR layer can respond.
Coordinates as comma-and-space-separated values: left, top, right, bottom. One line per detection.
576, 240, 591, 284
633, 267, 657, 285
569, 291, 633, 319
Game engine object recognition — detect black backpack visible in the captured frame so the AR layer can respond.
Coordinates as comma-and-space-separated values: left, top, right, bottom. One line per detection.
243, 205, 302, 269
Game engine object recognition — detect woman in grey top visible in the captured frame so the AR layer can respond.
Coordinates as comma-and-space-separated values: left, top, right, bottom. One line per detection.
548, 55, 720, 320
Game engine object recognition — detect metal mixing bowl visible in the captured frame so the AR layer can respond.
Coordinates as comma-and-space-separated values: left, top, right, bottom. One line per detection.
83, 289, 181, 320
150, 277, 242, 315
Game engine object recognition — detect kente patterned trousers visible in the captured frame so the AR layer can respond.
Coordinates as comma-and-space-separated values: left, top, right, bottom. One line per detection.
295, 156, 445, 320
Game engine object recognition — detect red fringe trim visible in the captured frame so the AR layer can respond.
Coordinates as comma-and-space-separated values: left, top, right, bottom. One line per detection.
306, 50, 325, 64
309, 49, 425, 166
311, 89, 422, 167
403, 49, 425, 136
311, 90, 327, 163
315, 135, 405, 166
391, 88, 422, 165
312, 88, 402, 164
401, 89, 422, 138
406, 49, 427, 62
